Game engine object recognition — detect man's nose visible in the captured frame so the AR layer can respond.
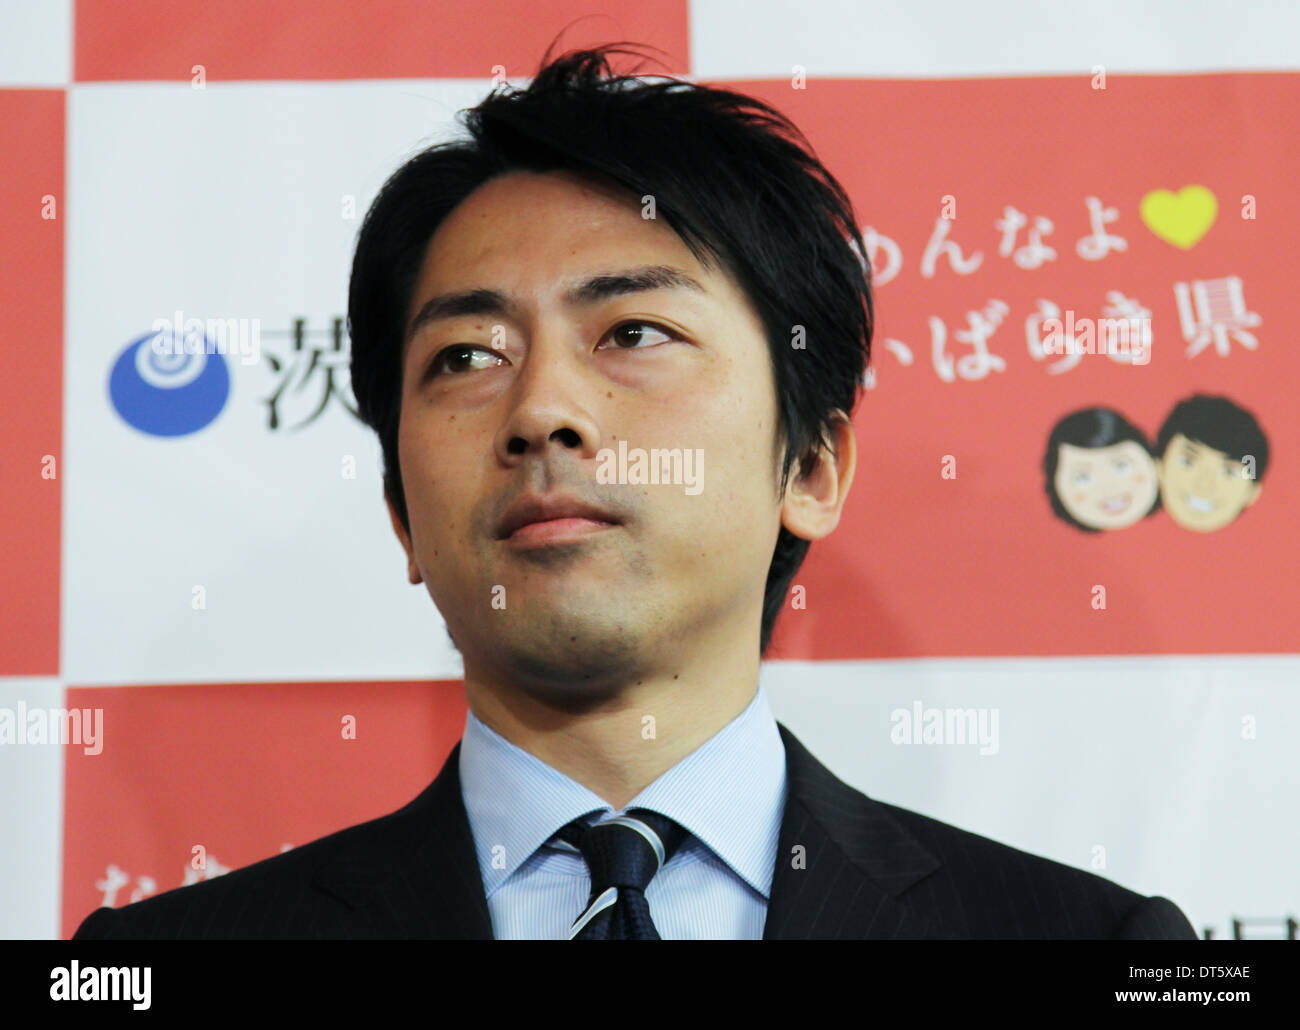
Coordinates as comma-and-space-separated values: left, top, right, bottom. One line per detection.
492, 328, 605, 463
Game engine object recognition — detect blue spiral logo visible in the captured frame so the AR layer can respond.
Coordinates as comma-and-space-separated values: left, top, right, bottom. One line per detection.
108, 328, 231, 437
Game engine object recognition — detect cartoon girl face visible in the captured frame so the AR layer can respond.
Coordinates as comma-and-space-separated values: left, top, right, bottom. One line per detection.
1053, 440, 1159, 530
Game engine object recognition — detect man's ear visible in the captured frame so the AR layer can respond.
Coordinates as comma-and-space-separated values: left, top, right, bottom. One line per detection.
385, 491, 423, 585
780, 409, 857, 542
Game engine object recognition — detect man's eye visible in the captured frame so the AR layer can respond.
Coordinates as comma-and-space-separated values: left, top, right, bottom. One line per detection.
427, 344, 505, 378
600, 321, 678, 350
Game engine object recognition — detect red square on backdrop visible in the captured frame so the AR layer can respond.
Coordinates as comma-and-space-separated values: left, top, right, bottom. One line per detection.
0, 90, 63, 676
61, 679, 467, 938
75, 0, 690, 82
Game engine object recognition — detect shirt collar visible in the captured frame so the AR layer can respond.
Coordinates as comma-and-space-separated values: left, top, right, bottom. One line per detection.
459, 681, 787, 900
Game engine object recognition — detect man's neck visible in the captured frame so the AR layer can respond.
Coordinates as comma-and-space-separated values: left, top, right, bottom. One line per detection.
463, 644, 760, 810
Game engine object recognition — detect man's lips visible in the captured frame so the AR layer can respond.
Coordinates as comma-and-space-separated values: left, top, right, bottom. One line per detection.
494, 493, 622, 540
503, 517, 619, 545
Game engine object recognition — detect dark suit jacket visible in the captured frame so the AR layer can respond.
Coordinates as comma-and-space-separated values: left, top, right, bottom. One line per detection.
72, 723, 1198, 939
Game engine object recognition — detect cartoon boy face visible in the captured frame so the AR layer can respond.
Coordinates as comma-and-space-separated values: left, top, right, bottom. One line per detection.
1156, 433, 1262, 532
1053, 441, 1159, 530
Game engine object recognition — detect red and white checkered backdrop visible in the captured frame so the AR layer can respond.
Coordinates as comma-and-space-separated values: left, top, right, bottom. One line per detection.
1, 0, 1297, 940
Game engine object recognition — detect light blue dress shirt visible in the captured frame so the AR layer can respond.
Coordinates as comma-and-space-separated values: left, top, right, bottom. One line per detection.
458, 681, 788, 939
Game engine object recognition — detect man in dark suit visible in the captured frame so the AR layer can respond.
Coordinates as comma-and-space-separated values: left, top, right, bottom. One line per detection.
75, 43, 1196, 940
74, 719, 1194, 939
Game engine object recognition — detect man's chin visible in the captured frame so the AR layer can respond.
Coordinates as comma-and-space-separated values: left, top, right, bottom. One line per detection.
472, 615, 650, 700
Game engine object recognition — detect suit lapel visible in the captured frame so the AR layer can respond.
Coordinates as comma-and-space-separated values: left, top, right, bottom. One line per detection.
763, 723, 946, 939
311, 741, 494, 938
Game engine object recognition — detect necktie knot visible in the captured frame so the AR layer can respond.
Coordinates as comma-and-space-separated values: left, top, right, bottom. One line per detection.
553, 808, 688, 939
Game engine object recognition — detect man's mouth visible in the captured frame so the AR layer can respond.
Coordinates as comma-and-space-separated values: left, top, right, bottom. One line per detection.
494, 492, 622, 541
503, 517, 619, 545
1184, 493, 1216, 514
1097, 493, 1132, 514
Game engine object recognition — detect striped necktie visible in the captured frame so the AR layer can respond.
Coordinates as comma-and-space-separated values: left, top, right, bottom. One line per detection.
552, 808, 689, 939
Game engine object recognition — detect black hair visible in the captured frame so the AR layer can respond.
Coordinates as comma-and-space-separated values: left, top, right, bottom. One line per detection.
1155, 393, 1269, 481
1043, 407, 1160, 532
348, 42, 873, 656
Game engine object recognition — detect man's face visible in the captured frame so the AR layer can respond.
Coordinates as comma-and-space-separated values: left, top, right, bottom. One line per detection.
1156, 433, 1262, 532
389, 170, 786, 701
1053, 441, 1158, 530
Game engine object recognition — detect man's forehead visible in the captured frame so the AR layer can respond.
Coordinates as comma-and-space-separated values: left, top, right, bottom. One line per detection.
432, 168, 667, 242
405, 174, 765, 335
414, 171, 715, 290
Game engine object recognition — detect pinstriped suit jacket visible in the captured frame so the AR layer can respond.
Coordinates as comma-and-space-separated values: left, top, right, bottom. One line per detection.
72, 722, 1198, 939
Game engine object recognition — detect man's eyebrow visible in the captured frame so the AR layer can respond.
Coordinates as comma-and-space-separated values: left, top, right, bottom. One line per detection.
406, 289, 509, 345
563, 265, 708, 305
405, 265, 708, 344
